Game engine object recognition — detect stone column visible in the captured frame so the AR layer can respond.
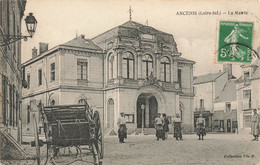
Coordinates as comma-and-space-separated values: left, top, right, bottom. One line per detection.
155, 54, 161, 79
172, 57, 177, 83
117, 49, 123, 78
145, 98, 149, 128
137, 52, 142, 79
113, 50, 118, 79
175, 94, 180, 115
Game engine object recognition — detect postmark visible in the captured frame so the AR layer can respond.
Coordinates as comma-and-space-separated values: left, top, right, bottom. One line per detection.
218, 21, 254, 63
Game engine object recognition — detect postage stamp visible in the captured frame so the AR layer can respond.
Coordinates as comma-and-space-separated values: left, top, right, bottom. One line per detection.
218, 21, 254, 63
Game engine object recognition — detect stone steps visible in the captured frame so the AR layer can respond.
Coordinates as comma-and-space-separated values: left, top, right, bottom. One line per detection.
1, 130, 28, 159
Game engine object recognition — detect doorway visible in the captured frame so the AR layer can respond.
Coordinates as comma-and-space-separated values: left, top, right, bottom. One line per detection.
137, 93, 158, 128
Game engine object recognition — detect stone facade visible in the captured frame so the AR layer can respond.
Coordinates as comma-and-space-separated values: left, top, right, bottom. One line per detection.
93, 21, 195, 133
236, 59, 260, 132
22, 21, 195, 134
0, 0, 26, 144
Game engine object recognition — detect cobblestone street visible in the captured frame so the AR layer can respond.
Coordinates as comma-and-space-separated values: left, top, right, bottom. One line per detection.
1, 133, 260, 165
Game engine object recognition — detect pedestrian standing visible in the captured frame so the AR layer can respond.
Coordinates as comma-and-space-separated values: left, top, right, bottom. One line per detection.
154, 113, 164, 141
251, 109, 259, 141
196, 114, 206, 140
117, 112, 127, 143
162, 113, 169, 139
173, 113, 182, 140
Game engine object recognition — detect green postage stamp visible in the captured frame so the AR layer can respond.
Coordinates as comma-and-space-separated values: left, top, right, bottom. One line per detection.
218, 21, 254, 63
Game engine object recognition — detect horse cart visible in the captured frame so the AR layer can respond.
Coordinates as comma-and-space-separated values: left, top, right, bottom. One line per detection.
31, 104, 103, 165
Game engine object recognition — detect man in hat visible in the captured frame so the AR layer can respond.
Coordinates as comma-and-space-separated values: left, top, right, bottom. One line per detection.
196, 114, 206, 140
154, 113, 164, 141
117, 112, 127, 143
173, 113, 182, 140
251, 109, 259, 141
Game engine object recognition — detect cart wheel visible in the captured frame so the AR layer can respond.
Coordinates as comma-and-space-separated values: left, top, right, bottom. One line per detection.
33, 115, 41, 165
93, 111, 104, 164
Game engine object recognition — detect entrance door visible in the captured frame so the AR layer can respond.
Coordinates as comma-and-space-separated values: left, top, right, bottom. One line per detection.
137, 93, 158, 128
227, 119, 231, 133
149, 96, 158, 128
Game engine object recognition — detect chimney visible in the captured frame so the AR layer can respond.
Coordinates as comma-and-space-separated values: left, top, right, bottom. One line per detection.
223, 64, 232, 80
32, 47, 37, 58
79, 34, 85, 39
39, 42, 49, 54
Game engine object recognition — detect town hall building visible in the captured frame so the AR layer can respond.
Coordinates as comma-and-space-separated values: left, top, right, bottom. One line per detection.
22, 20, 195, 134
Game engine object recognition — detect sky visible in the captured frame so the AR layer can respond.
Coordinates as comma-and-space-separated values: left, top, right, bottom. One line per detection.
21, 0, 260, 77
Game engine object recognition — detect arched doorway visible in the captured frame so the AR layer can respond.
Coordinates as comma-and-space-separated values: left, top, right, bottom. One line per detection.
107, 98, 114, 129
137, 93, 158, 128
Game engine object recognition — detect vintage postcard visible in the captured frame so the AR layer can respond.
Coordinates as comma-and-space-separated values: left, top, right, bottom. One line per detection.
0, 0, 260, 165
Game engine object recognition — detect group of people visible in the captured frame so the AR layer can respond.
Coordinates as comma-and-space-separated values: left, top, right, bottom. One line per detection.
116, 109, 259, 143
154, 113, 170, 141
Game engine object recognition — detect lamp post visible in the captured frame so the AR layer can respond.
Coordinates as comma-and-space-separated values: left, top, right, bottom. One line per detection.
141, 104, 145, 134
0, 12, 37, 47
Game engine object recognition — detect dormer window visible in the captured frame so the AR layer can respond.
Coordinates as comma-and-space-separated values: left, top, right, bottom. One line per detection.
244, 71, 249, 80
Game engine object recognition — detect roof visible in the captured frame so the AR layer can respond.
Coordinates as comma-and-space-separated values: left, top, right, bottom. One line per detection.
61, 35, 102, 51
251, 59, 260, 79
92, 20, 175, 45
23, 35, 103, 66
193, 72, 226, 85
215, 80, 237, 102
176, 57, 195, 63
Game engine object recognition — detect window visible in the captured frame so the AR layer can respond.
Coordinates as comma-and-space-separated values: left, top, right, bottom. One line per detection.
12, 11, 16, 60
160, 56, 170, 82
244, 71, 249, 80
2, 75, 7, 125
78, 99, 86, 105
122, 52, 134, 79
9, 85, 12, 125
108, 54, 115, 80
178, 69, 182, 87
225, 102, 231, 112
27, 105, 30, 124
77, 61, 88, 80
244, 71, 250, 85
27, 74, 30, 89
51, 100, 55, 106
50, 63, 55, 81
243, 90, 251, 109
142, 55, 153, 78
200, 99, 204, 109
38, 69, 42, 86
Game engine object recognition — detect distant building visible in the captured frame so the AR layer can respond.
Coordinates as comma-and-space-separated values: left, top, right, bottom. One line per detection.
214, 80, 237, 133
0, 0, 27, 159
236, 59, 260, 132
22, 20, 195, 134
193, 64, 237, 132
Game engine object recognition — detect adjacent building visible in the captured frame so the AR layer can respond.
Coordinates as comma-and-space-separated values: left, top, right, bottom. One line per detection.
22, 20, 195, 134
0, 0, 27, 159
22, 36, 104, 134
236, 59, 260, 132
193, 64, 237, 132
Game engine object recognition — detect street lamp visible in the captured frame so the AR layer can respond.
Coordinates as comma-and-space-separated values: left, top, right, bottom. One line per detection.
141, 104, 145, 134
0, 12, 37, 47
